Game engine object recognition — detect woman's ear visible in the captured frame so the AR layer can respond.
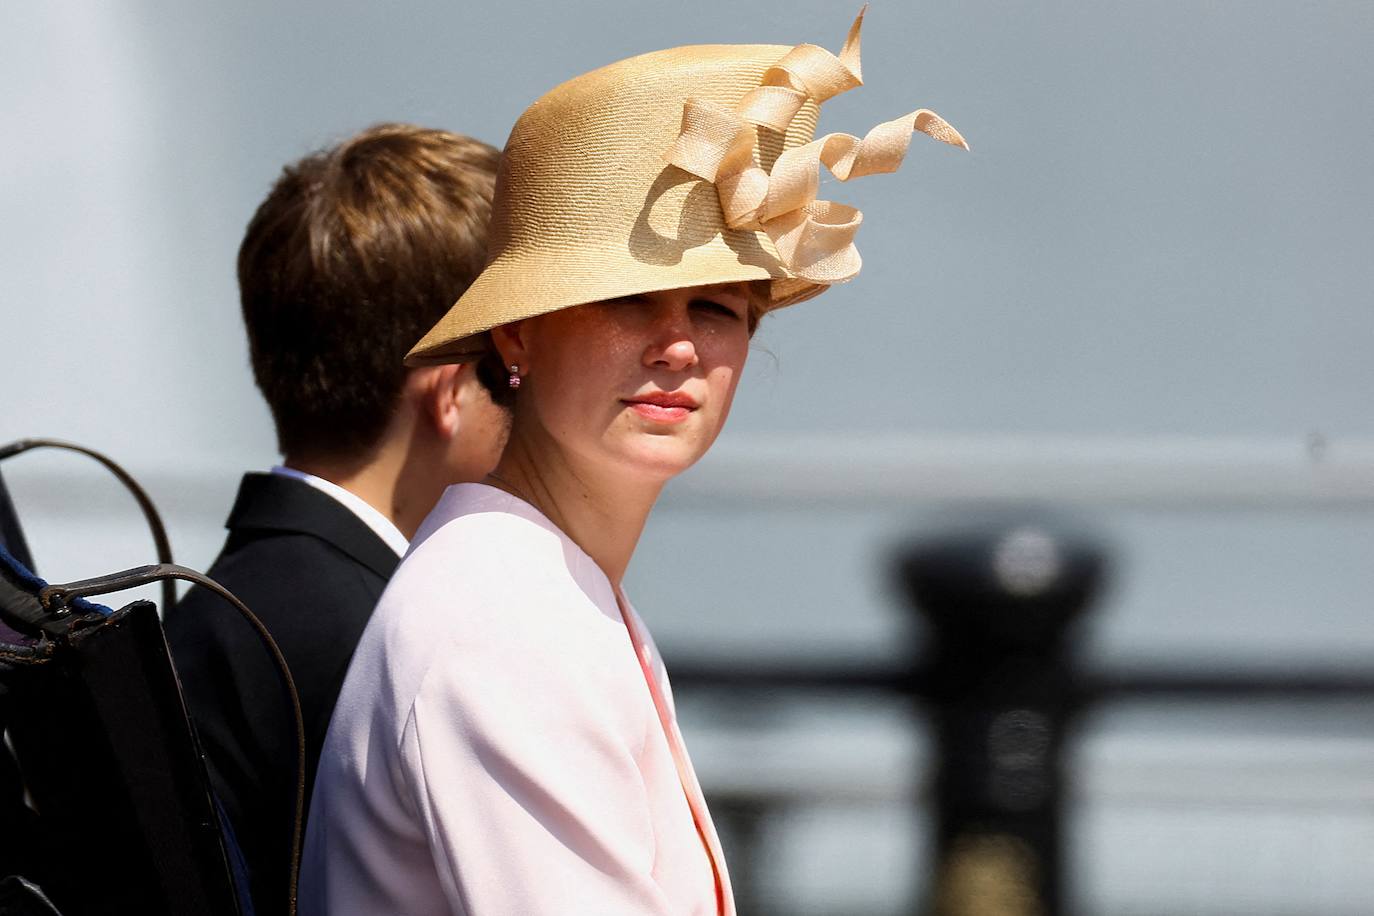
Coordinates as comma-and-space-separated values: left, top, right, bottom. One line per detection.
489, 320, 529, 374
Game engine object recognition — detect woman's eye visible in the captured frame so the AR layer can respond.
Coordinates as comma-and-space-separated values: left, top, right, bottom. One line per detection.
694, 300, 743, 320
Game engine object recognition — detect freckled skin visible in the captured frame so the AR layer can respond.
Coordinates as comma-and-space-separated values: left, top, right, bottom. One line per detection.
516, 283, 751, 484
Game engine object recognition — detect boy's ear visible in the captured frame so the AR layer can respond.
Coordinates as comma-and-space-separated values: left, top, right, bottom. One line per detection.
414, 364, 465, 439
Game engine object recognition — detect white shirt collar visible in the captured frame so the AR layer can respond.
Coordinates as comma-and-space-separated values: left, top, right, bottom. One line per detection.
270, 465, 409, 558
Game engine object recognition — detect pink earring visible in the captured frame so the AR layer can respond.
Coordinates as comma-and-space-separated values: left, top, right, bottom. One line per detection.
507, 365, 522, 389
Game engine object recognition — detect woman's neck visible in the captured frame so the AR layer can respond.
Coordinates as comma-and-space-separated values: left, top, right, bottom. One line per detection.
488, 429, 662, 587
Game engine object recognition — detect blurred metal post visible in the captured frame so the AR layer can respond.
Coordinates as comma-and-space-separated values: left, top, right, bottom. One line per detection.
900, 525, 1106, 916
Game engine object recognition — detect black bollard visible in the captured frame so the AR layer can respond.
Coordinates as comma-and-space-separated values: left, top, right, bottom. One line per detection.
899, 523, 1106, 916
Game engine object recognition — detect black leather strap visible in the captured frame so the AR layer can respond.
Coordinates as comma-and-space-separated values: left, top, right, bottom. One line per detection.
0, 439, 176, 613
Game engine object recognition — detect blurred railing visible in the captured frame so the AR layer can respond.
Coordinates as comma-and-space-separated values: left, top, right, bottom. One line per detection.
662, 432, 1374, 915
672, 526, 1374, 915
666, 433, 1374, 510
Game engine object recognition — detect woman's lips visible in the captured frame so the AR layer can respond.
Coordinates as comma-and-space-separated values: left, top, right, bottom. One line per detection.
623, 392, 698, 424
627, 402, 690, 422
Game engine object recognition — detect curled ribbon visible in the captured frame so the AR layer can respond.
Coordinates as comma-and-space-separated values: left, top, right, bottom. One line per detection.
664, 6, 969, 283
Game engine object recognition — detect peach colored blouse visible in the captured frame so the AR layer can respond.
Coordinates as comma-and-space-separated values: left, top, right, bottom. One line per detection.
299, 484, 733, 915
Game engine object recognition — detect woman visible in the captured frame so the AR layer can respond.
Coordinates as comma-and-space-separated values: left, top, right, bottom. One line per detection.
300, 10, 965, 915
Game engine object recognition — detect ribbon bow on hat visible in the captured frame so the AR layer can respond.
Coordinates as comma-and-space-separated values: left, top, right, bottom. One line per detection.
665, 7, 969, 284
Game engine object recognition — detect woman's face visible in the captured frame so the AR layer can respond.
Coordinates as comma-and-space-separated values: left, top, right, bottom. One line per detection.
509, 282, 752, 482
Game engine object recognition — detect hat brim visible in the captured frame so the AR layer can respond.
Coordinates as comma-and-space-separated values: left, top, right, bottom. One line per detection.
404, 207, 827, 366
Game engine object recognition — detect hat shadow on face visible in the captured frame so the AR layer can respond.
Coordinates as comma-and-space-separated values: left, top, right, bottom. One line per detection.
628, 165, 781, 276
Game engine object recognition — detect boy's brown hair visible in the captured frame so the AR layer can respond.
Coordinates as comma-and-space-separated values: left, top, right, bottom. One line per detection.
238, 123, 499, 460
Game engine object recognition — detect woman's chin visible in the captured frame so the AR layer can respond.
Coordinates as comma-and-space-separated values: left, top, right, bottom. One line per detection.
610, 436, 707, 482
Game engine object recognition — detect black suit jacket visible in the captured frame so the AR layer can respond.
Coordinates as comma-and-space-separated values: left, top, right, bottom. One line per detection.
165, 473, 399, 916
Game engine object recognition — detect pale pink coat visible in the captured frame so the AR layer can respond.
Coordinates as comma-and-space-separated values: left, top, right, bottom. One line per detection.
299, 484, 733, 915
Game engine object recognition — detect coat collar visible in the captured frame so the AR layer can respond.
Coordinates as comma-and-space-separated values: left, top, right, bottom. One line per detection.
225, 472, 399, 581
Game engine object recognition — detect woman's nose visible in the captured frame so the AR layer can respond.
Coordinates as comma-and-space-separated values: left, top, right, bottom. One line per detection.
646, 336, 699, 371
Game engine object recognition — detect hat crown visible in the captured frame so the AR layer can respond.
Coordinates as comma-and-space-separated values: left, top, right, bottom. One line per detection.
487, 44, 818, 275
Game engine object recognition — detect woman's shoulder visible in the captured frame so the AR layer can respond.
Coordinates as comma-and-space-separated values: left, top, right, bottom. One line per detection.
374, 483, 621, 652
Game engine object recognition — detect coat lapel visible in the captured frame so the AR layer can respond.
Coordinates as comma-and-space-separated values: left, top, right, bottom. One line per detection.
224, 473, 400, 581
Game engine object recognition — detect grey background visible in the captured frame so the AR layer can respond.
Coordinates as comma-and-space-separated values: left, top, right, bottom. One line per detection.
4, 2, 1373, 912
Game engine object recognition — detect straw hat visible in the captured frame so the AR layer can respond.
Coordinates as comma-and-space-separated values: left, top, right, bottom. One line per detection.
406, 8, 967, 366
